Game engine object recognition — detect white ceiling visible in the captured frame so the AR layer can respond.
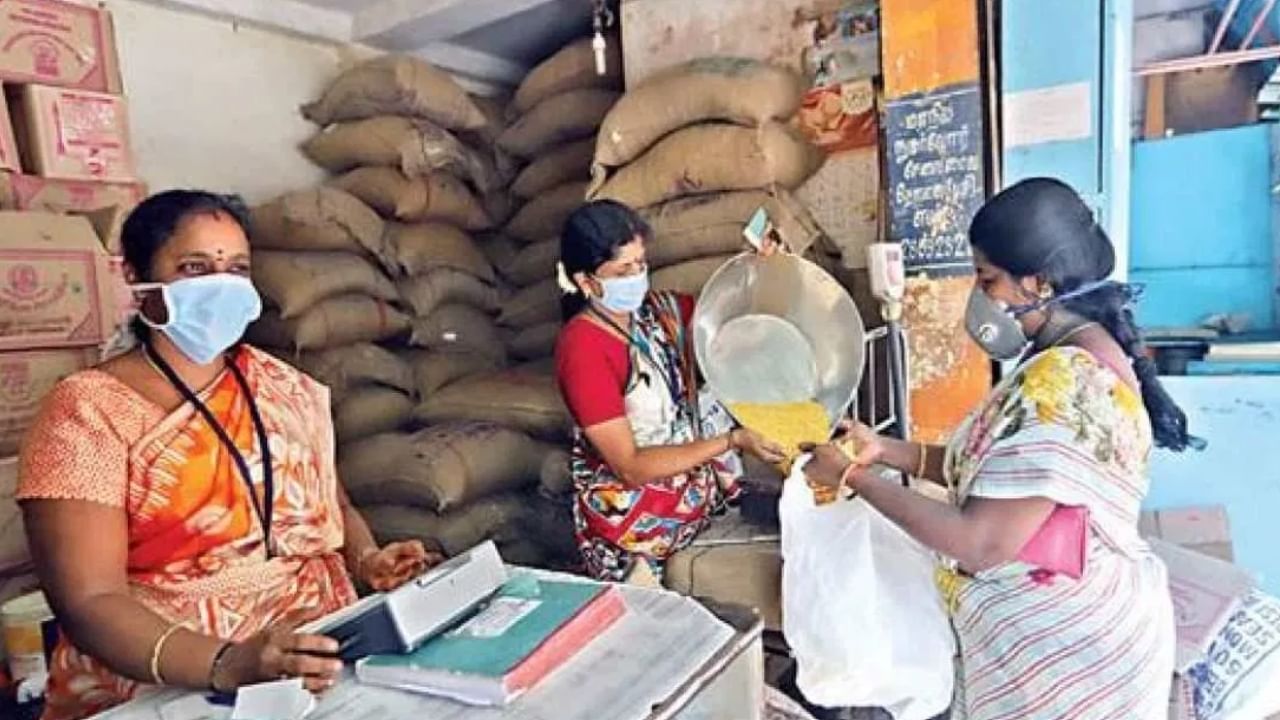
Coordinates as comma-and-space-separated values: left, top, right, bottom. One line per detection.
141, 0, 596, 93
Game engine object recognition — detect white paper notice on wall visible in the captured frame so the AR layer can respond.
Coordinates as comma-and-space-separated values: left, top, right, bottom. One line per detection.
1003, 81, 1093, 148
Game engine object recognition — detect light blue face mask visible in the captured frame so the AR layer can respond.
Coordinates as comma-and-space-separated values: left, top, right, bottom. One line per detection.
595, 272, 650, 314
136, 274, 262, 364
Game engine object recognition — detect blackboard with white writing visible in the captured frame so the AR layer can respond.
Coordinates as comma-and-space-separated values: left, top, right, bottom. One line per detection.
884, 83, 986, 275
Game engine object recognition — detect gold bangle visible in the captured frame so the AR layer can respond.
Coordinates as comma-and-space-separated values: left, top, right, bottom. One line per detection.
838, 462, 861, 497
150, 623, 184, 686
914, 443, 928, 478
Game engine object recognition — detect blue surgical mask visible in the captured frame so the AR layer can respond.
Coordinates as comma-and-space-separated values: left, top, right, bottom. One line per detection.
136, 274, 262, 364
596, 273, 649, 314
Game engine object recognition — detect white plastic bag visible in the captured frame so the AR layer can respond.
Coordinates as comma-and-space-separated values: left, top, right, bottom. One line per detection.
780, 457, 955, 719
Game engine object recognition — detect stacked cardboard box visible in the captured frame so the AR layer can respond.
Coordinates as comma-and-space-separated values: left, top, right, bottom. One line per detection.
0, 0, 144, 603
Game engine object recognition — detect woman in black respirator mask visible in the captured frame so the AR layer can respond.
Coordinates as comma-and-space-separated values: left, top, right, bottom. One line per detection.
802, 178, 1202, 719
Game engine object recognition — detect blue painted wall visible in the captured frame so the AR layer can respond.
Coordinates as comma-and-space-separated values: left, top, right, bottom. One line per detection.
1002, 0, 1102, 196
1130, 124, 1275, 329
1145, 376, 1280, 595
1001, 0, 1134, 275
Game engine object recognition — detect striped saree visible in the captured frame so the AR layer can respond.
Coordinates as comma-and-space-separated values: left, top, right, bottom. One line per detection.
941, 347, 1175, 719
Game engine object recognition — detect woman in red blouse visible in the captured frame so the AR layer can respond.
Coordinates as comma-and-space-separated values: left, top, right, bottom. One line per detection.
554, 200, 783, 583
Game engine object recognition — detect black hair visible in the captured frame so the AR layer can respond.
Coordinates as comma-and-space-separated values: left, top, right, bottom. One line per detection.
122, 190, 252, 338
558, 199, 653, 320
969, 177, 1200, 452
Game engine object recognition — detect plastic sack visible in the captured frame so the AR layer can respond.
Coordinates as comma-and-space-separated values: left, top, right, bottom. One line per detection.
1186, 589, 1280, 720
780, 457, 954, 719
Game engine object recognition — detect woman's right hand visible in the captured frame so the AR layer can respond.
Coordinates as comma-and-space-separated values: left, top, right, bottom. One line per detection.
213, 619, 343, 693
834, 420, 887, 468
732, 428, 786, 465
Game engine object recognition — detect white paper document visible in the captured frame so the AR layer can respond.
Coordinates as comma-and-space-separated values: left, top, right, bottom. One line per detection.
92, 578, 736, 720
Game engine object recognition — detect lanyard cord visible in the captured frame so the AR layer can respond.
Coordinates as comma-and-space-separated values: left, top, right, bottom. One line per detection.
589, 307, 682, 407
144, 343, 275, 559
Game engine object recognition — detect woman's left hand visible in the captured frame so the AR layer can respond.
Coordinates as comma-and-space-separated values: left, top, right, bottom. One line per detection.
358, 541, 442, 591
799, 442, 855, 491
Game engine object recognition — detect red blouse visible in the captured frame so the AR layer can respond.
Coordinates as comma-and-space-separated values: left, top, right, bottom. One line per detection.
554, 294, 695, 429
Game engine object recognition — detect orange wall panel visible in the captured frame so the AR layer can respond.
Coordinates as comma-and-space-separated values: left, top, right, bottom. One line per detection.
880, 0, 981, 99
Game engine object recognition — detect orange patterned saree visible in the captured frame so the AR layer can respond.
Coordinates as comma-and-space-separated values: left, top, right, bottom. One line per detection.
16, 347, 357, 720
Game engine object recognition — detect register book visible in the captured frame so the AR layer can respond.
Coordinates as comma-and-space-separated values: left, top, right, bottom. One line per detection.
355, 575, 626, 706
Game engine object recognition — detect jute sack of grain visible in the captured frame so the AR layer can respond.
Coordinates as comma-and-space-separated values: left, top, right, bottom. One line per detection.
505, 239, 558, 287
464, 95, 507, 146
482, 191, 517, 228
400, 348, 504, 398
538, 446, 573, 497
519, 492, 579, 566
590, 121, 823, 208
297, 344, 414, 405
247, 295, 410, 351
360, 495, 528, 556
513, 37, 622, 115
641, 188, 825, 261
339, 423, 542, 511
252, 251, 398, 319
387, 222, 494, 281
397, 269, 501, 318
330, 167, 491, 229
415, 368, 571, 441
646, 223, 746, 269
410, 304, 507, 362
498, 278, 560, 329
479, 233, 521, 271
302, 116, 504, 193
498, 89, 619, 159
503, 181, 587, 243
639, 190, 768, 234
511, 138, 595, 200
516, 358, 556, 375
651, 255, 735, 296
250, 188, 391, 269
594, 57, 805, 168
333, 386, 414, 443
506, 322, 561, 361
302, 55, 485, 130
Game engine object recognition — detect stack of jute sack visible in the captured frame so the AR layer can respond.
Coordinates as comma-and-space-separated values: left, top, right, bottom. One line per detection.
587, 57, 826, 294
489, 37, 622, 367
264, 54, 579, 568
245, 187, 418, 445
297, 54, 512, 382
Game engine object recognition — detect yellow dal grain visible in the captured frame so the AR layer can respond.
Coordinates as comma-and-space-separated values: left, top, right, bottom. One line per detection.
728, 400, 840, 504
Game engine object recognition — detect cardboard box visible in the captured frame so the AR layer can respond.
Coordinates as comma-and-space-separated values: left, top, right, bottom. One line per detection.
0, 0, 122, 94
9, 84, 135, 183
0, 174, 145, 253
0, 89, 16, 172
0, 174, 145, 216
0, 456, 30, 577
1140, 505, 1234, 562
0, 210, 116, 350
1149, 537, 1256, 673
0, 348, 93, 457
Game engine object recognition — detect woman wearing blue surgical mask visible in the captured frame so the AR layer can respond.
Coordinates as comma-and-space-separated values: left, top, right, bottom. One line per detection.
16, 190, 440, 720
554, 200, 784, 584
803, 178, 1200, 719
